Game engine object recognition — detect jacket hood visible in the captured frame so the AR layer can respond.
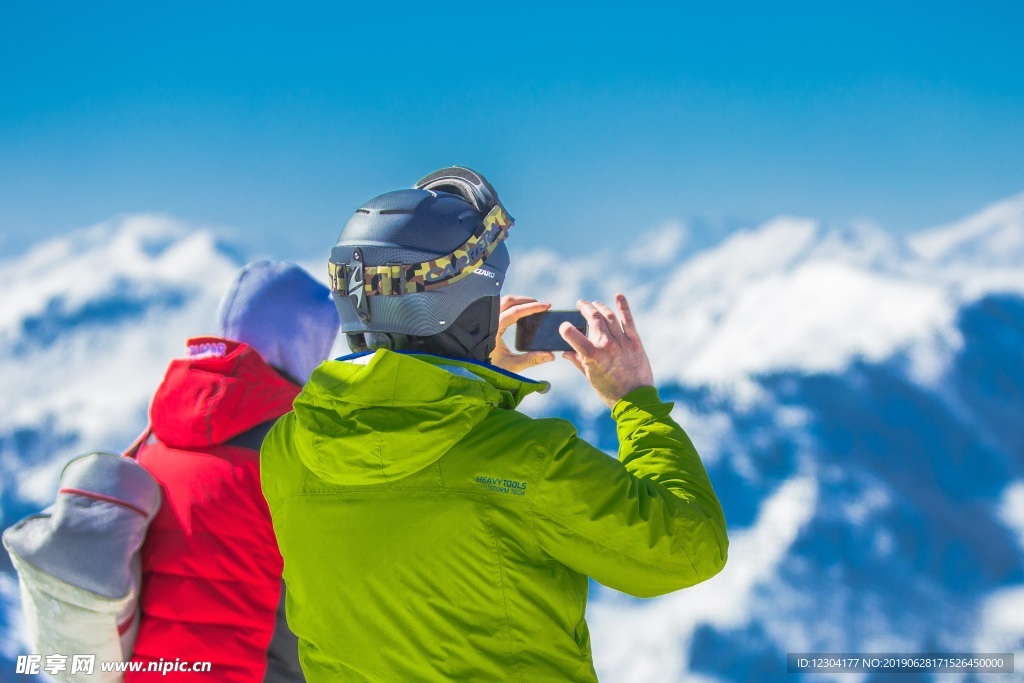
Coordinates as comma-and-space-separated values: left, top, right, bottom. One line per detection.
291, 350, 548, 485
150, 337, 300, 448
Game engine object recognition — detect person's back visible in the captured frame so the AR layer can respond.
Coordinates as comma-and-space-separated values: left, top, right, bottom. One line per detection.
264, 351, 726, 681
128, 261, 338, 682
130, 337, 299, 681
262, 168, 728, 681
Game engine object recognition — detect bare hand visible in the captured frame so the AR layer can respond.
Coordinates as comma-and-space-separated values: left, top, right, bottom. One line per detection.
489, 295, 556, 373
559, 294, 654, 409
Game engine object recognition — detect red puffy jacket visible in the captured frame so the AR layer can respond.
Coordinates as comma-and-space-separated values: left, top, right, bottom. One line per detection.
127, 337, 300, 682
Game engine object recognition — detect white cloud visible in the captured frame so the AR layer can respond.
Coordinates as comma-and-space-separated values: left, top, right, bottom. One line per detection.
997, 481, 1024, 553
974, 585, 1024, 663
626, 221, 689, 266
588, 475, 819, 683
0, 215, 238, 504
842, 484, 891, 527
508, 199, 1024, 397
0, 214, 224, 341
910, 191, 1024, 266
664, 260, 956, 383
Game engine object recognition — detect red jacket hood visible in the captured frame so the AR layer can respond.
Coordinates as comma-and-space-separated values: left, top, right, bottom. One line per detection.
150, 337, 300, 448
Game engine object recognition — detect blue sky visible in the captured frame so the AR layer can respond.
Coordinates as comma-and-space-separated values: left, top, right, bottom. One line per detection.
1, 1, 1022, 261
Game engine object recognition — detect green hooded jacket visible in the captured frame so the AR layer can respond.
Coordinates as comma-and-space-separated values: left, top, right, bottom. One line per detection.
261, 350, 728, 682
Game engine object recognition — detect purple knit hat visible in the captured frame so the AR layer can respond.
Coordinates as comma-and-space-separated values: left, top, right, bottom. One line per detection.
216, 261, 340, 384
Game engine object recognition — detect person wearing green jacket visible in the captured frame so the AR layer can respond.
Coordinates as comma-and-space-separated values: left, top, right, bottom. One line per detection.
261, 167, 728, 682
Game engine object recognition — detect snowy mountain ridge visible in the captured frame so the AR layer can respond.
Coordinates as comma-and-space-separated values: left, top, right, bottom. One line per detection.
510, 192, 1024, 412
909, 190, 1024, 266
0, 214, 238, 506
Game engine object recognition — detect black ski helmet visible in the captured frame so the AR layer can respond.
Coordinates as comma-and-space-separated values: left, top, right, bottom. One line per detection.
328, 167, 513, 362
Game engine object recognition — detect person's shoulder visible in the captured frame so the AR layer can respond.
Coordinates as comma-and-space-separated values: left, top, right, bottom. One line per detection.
485, 409, 579, 450
259, 411, 305, 503
529, 415, 579, 440
260, 411, 300, 466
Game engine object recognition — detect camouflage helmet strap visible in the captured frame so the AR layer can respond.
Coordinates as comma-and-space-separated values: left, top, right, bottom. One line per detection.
365, 204, 512, 296
326, 203, 513, 317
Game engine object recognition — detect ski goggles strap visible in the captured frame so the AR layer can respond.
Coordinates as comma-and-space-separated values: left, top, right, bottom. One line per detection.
328, 204, 512, 299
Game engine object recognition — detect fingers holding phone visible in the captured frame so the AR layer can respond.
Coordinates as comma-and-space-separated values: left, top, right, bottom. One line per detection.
496, 294, 654, 409
489, 296, 557, 373
559, 294, 654, 409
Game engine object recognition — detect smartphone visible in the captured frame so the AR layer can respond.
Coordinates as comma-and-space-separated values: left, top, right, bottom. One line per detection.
514, 310, 587, 352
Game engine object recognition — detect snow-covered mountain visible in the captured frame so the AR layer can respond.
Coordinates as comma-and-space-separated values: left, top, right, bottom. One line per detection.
0, 216, 239, 678
2, 194, 1023, 682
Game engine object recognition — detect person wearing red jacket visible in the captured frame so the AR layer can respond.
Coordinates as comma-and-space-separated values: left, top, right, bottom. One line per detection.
126, 261, 339, 683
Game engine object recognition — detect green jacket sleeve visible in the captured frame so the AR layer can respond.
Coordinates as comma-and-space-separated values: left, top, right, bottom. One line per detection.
531, 386, 728, 598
